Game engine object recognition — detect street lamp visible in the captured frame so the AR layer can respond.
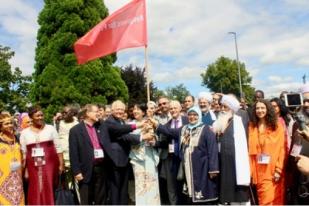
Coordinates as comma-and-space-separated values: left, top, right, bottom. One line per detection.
228, 32, 243, 98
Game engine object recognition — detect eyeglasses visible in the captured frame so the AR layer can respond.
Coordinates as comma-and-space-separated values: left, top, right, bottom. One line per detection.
158, 102, 167, 106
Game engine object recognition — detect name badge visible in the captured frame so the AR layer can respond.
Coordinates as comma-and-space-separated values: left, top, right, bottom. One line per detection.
94, 149, 104, 159
257, 153, 271, 164
10, 161, 21, 171
290, 144, 302, 157
32, 147, 45, 157
169, 140, 175, 153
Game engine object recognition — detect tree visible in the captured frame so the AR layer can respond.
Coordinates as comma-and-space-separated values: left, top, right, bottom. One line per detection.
31, 0, 128, 121
0, 45, 32, 113
165, 83, 190, 102
201, 56, 255, 102
121, 64, 163, 104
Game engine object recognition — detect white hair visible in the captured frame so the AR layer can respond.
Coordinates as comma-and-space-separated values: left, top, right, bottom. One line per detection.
212, 110, 233, 134
198, 92, 213, 102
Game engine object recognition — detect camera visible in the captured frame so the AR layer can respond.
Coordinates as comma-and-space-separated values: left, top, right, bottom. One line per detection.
284, 93, 303, 108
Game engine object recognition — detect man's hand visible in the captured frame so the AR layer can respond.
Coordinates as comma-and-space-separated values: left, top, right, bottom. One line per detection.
297, 155, 309, 175
147, 118, 159, 128
209, 173, 218, 179
59, 164, 64, 174
75, 173, 84, 181
298, 125, 309, 142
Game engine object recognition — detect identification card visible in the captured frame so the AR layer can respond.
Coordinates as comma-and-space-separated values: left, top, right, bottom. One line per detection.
94, 149, 104, 159
10, 161, 21, 171
32, 147, 45, 157
290, 144, 302, 157
257, 153, 271, 164
169, 140, 175, 153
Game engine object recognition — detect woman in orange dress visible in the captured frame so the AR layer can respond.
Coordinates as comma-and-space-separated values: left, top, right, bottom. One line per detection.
248, 99, 286, 205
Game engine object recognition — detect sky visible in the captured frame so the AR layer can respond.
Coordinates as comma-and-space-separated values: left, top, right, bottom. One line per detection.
1, 0, 309, 99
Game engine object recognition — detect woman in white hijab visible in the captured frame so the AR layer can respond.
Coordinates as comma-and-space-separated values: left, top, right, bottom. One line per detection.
178, 106, 219, 204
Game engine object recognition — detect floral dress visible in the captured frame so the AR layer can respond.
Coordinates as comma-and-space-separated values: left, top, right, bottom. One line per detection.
129, 120, 160, 205
0, 138, 24, 205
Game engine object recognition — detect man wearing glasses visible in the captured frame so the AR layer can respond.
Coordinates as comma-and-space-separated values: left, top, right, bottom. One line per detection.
154, 96, 178, 204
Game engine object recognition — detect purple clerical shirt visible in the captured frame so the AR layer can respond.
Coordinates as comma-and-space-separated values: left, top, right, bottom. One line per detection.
85, 122, 102, 150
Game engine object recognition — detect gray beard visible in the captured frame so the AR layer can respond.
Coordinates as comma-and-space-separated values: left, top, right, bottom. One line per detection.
212, 111, 233, 134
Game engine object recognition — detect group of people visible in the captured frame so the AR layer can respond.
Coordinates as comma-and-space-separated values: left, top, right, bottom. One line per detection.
1, 84, 309, 205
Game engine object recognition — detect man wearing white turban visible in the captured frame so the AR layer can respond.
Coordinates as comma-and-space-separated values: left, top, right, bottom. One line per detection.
198, 92, 216, 126
212, 95, 251, 205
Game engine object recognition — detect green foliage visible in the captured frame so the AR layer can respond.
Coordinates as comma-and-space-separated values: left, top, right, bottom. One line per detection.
120, 64, 163, 104
32, 0, 128, 121
201, 56, 255, 102
0, 45, 32, 113
165, 83, 190, 102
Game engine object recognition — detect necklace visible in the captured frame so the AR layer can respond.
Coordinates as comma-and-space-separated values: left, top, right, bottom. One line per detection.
0, 132, 15, 144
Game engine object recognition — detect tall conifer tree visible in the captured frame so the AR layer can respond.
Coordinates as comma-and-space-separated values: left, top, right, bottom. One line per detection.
32, 0, 128, 120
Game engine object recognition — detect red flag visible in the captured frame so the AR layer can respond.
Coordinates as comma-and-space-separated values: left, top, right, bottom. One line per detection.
74, 0, 147, 64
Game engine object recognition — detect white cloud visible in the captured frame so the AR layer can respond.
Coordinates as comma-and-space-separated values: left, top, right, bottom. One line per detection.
0, 0, 308, 97
152, 66, 203, 83
0, 0, 39, 75
268, 75, 292, 83
264, 82, 302, 98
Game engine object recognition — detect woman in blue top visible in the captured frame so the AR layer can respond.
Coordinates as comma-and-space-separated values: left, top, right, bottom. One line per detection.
129, 103, 160, 205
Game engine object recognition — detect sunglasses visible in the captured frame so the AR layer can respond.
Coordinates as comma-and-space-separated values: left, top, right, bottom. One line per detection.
158, 102, 167, 106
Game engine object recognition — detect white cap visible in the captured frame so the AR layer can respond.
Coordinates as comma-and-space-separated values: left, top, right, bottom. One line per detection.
198, 92, 213, 102
221, 95, 240, 112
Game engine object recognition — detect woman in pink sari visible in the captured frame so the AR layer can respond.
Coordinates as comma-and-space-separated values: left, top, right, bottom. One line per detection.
20, 106, 64, 205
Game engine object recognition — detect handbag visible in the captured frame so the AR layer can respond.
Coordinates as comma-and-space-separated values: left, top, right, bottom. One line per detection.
55, 175, 77, 205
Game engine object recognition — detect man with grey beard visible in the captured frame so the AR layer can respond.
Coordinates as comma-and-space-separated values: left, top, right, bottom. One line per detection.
198, 92, 216, 126
212, 95, 250, 205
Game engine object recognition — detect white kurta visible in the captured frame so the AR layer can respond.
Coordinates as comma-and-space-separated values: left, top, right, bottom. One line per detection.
20, 124, 62, 154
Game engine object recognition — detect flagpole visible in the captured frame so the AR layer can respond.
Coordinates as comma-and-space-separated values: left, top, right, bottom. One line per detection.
145, 46, 150, 102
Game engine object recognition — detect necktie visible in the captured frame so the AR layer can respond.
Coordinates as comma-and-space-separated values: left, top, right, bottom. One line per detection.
175, 119, 179, 128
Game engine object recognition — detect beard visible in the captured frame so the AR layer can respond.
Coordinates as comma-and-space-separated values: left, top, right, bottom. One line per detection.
212, 110, 233, 134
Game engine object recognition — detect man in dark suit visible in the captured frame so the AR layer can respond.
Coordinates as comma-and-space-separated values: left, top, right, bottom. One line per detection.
69, 104, 145, 205
150, 100, 189, 204
104, 100, 153, 205
69, 104, 109, 205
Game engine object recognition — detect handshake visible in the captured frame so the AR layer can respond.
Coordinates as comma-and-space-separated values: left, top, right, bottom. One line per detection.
137, 118, 160, 145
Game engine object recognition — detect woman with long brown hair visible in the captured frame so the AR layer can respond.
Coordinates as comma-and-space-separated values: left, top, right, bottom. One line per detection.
248, 99, 286, 205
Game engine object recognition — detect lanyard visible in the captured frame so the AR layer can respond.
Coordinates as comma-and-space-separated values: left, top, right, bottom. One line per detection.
257, 130, 266, 154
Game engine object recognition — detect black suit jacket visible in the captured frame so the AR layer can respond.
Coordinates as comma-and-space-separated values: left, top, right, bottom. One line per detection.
156, 115, 189, 156
69, 121, 101, 183
69, 120, 138, 183
103, 115, 141, 167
